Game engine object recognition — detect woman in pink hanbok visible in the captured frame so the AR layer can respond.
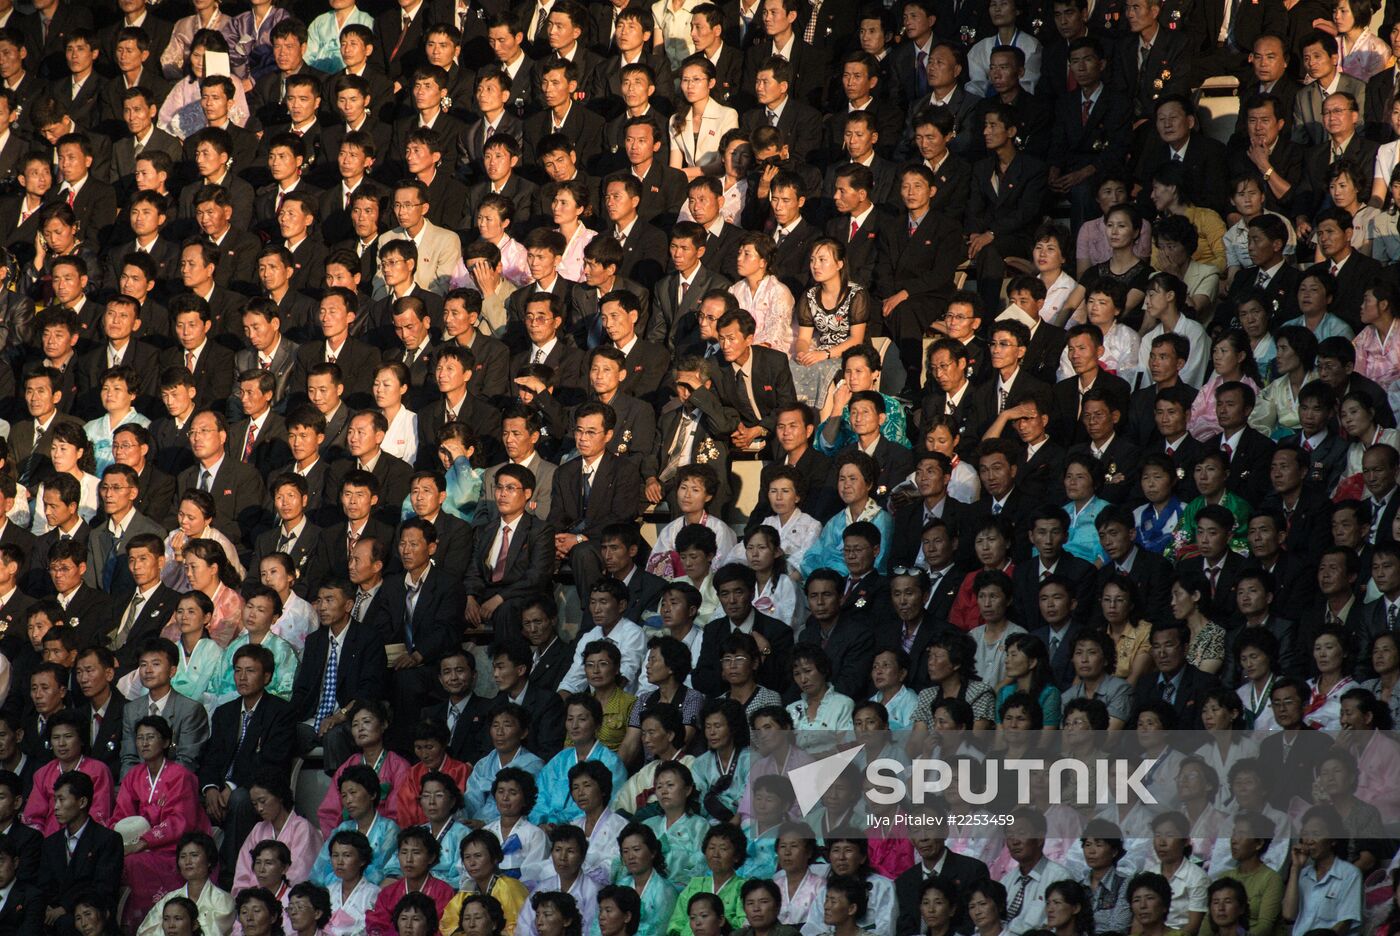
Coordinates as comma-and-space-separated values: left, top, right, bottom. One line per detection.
317, 701, 411, 837
774, 824, 829, 927
118, 715, 214, 931
22, 711, 113, 835
233, 775, 324, 893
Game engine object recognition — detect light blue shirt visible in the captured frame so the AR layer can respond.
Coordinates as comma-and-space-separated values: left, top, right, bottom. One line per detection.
1283, 313, 1355, 342
1294, 857, 1363, 934
382, 819, 469, 888
530, 742, 629, 825
800, 503, 893, 577
309, 814, 401, 887
869, 686, 919, 731
464, 747, 545, 821
305, 8, 375, 73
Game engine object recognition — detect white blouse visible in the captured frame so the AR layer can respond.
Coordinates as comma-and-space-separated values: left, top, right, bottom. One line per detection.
381, 406, 419, 465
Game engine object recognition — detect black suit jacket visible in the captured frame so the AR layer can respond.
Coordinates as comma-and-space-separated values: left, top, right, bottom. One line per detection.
712, 345, 798, 434
227, 412, 294, 479
82, 692, 126, 778
1308, 253, 1383, 332
1111, 28, 1194, 119
292, 337, 382, 408
289, 621, 389, 722
694, 610, 795, 695
1132, 664, 1222, 729
895, 852, 991, 936
1095, 547, 1174, 626
1014, 553, 1096, 631
0, 825, 41, 887
741, 99, 825, 165
825, 206, 891, 290
378, 565, 468, 662
797, 615, 877, 700
647, 265, 730, 346
111, 584, 183, 674
1051, 85, 1133, 177
425, 693, 496, 765
491, 682, 567, 759
1300, 134, 1381, 226
175, 457, 266, 549
524, 104, 606, 169
252, 522, 333, 600
197, 692, 297, 791
1051, 371, 1132, 445
158, 341, 235, 413
1207, 427, 1276, 507
743, 36, 828, 108
548, 453, 642, 540
873, 207, 963, 339
37, 820, 122, 915
1135, 133, 1232, 218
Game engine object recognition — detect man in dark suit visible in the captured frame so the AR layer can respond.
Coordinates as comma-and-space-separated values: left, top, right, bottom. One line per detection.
424, 648, 497, 766
889, 452, 972, 568
894, 827, 991, 936
694, 563, 795, 695
112, 425, 177, 531
1223, 568, 1305, 684
10, 368, 84, 488
1132, 621, 1222, 729
341, 411, 413, 525
109, 535, 183, 674
158, 291, 236, 408
548, 403, 643, 602
1051, 326, 1133, 446
488, 640, 567, 759
1013, 506, 1097, 630
1178, 504, 1252, 623
1206, 382, 1277, 507
797, 568, 877, 699
1308, 208, 1385, 332
1298, 100, 1379, 222
1112, 3, 1193, 120
712, 309, 798, 453
227, 370, 292, 479
646, 222, 731, 345
176, 410, 266, 551
1230, 35, 1301, 144
196, 637, 296, 888
1094, 505, 1174, 626
292, 287, 382, 408
740, 55, 824, 165
22, 1, 92, 81
1225, 94, 1305, 215
742, 0, 829, 107
1068, 388, 1142, 505
824, 163, 892, 290
290, 579, 389, 773
378, 519, 468, 754
872, 164, 963, 359
0, 832, 41, 920
253, 474, 333, 600
1256, 676, 1337, 808
1049, 38, 1133, 228
71, 646, 124, 780
36, 771, 121, 934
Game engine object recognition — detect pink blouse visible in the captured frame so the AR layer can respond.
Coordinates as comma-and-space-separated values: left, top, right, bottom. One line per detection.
729, 276, 795, 354
232, 811, 324, 893
24, 756, 114, 835
1354, 323, 1400, 394
317, 751, 413, 837
113, 759, 210, 849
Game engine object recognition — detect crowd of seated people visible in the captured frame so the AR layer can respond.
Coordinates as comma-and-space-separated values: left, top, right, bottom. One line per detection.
1, 0, 1400, 932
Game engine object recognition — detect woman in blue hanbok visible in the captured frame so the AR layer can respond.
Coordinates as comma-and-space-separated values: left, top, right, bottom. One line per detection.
532, 695, 629, 825
567, 760, 631, 889
867, 649, 918, 731
787, 645, 855, 757
800, 454, 893, 576
463, 706, 545, 822
690, 699, 751, 824
639, 762, 709, 885
120, 592, 221, 702
201, 588, 298, 711
608, 824, 679, 936
383, 769, 469, 888
309, 764, 401, 887
1061, 454, 1110, 564
83, 375, 149, 474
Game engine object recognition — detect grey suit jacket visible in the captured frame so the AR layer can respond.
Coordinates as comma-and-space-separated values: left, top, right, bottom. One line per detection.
119, 688, 209, 777
476, 456, 557, 526
1292, 73, 1367, 146
235, 338, 301, 408
84, 511, 167, 591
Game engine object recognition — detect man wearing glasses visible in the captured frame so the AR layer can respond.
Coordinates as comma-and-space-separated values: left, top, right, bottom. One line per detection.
84, 464, 165, 593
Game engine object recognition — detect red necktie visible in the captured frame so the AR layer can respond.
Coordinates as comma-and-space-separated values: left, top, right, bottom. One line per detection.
242, 424, 257, 461
1081, 98, 1092, 125
1222, 443, 1233, 460
1304, 439, 1315, 452
64, 188, 74, 207
491, 524, 511, 582
849, 219, 859, 241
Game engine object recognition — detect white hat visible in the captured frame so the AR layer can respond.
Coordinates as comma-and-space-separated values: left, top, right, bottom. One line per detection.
113, 816, 151, 848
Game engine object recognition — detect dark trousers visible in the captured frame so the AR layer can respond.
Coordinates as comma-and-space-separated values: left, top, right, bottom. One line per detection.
568, 539, 604, 607
296, 721, 356, 776
214, 785, 256, 890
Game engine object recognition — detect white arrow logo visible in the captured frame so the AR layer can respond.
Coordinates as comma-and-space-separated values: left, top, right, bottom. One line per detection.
790, 746, 866, 816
